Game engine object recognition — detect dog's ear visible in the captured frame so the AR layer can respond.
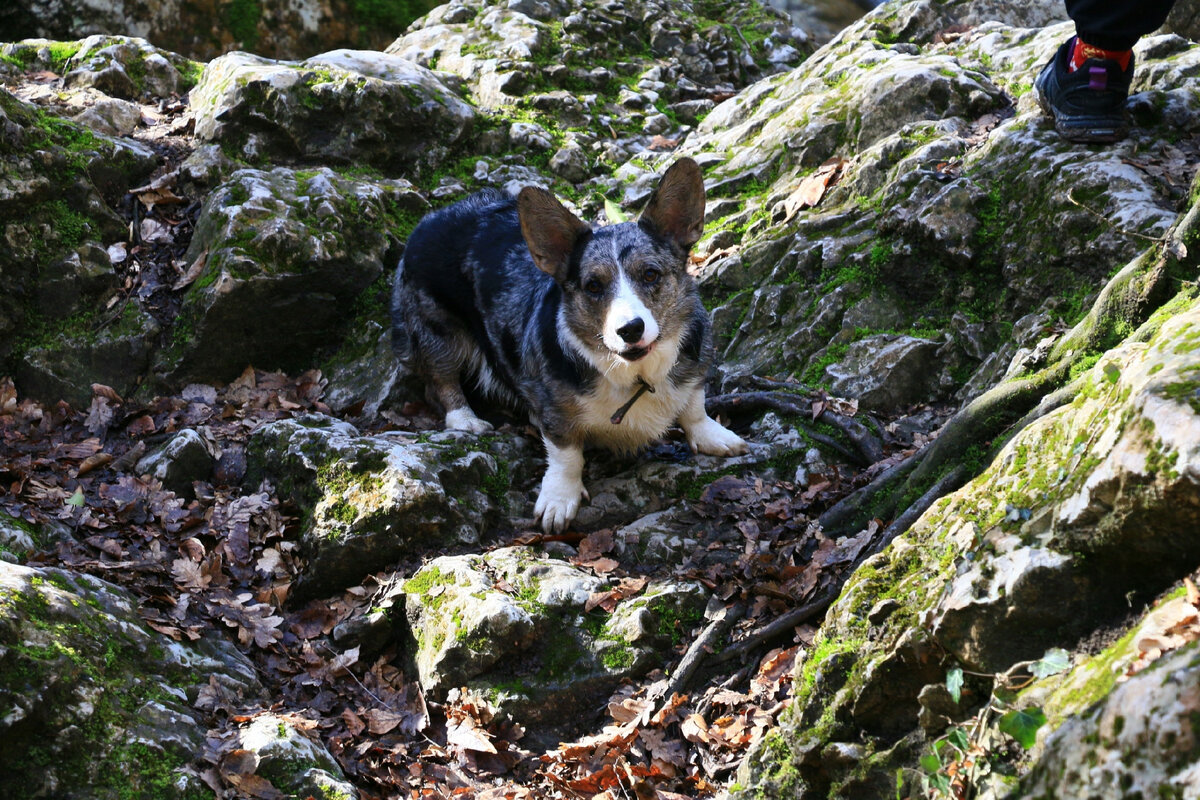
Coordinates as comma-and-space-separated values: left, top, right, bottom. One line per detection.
639, 157, 706, 251
518, 187, 591, 282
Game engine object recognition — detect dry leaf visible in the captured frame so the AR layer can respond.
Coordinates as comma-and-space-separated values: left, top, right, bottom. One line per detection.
173, 249, 209, 291
779, 157, 847, 222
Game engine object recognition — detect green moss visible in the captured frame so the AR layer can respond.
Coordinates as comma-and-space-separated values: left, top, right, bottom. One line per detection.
347, 0, 440, 44
403, 566, 448, 601
0, 579, 210, 799
802, 342, 849, 386
177, 60, 205, 91
649, 596, 704, 647
224, 0, 262, 47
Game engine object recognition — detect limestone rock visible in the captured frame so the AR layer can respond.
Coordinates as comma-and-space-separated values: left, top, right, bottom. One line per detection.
63, 35, 198, 99
244, 414, 528, 598
739, 293, 1200, 796
238, 713, 359, 800
157, 167, 426, 384
0, 561, 261, 797
0, 87, 157, 399
401, 548, 708, 741
1014, 642, 1200, 799
17, 303, 160, 409
191, 50, 474, 170
0, 0, 442, 62
823, 334, 943, 412
388, 0, 809, 113
680, 5, 1191, 400
135, 428, 216, 497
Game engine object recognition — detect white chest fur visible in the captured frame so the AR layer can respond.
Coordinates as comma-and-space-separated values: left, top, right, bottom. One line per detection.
570, 332, 698, 451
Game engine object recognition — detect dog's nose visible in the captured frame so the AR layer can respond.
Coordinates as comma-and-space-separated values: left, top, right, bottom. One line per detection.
616, 318, 645, 344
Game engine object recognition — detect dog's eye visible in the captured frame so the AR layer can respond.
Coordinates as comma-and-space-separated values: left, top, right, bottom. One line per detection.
584, 278, 605, 296
641, 268, 661, 286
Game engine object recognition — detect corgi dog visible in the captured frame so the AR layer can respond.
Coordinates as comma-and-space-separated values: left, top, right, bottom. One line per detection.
390, 158, 747, 532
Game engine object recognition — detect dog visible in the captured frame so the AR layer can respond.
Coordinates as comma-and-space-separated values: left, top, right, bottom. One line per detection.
390, 157, 748, 532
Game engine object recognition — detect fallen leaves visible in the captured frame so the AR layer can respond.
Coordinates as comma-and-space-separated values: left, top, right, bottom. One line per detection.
776, 156, 848, 223
1125, 578, 1200, 679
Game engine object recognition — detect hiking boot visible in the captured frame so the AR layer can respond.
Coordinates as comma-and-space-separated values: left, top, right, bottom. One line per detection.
1035, 38, 1132, 144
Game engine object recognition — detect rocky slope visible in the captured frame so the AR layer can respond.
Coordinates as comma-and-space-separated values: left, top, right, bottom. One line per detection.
1, 0, 1199, 797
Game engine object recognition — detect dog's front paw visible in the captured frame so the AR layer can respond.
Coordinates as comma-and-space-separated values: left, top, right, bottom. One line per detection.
686, 417, 749, 457
534, 473, 585, 533
445, 407, 494, 434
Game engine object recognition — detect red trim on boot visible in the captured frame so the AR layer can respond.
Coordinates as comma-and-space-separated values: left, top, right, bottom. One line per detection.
1069, 37, 1132, 72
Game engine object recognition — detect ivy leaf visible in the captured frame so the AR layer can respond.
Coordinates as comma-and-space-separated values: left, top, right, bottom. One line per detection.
946, 727, 970, 752
946, 666, 964, 703
920, 751, 942, 773
67, 487, 86, 507
1030, 647, 1071, 679
1102, 362, 1121, 383
998, 706, 1047, 749
604, 196, 628, 223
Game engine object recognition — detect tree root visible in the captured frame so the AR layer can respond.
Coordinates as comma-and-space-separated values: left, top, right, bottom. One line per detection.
694, 464, 969, 679
818, 452, 922, 536
705, 389, 884, 467
705, 390, 810, 419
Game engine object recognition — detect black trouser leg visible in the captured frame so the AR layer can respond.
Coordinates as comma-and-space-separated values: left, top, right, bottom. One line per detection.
1064, 0, 1178, 49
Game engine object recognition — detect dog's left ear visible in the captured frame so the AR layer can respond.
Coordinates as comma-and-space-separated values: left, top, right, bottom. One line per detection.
639, 157, 706, 251
518, 186, 592, 283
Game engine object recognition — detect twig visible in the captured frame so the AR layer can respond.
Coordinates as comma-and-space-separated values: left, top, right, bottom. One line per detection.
713, 464, 969, 667
653, 602, 746, 710
818, 450, 922, 534
710, 589, 834, 666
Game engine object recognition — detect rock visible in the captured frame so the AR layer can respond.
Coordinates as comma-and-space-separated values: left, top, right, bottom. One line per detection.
0, 511, 42, 563
388, 0, 810, 116
244, 414, 529, 598
63, 36, 197, 99
156, 167, 426, 385
1013, 642, 1200, 799
34, 243, 119, 320
321, 321, 419, 419
134, 429, 216, 498
191, 50, 474, 170
401, 548, 708, 742
0, 1, 443, 62
548, 143, 591, 182
739, 291, 1200, 795
509, 121, 554, 150
238, 713, 359, 800
0, 561, 261, 797
823, 334, 944, 411
16, 303, 161, 409
0, 87, 157, 399
71, 96, 143, 137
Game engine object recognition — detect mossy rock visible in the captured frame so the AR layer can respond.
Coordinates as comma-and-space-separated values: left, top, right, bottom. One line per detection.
156, 167, 426, 386
402, 548, 708, 745
0, 562, 261, 798
191, 50, 475, 171
245, 415, 512, 599
736, 293, 1200, 797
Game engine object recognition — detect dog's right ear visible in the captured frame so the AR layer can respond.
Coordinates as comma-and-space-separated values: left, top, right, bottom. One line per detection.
518, 187, 591, 282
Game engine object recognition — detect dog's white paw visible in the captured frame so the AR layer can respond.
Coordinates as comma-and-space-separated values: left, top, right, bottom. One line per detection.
686, 417, 749, 457
534, 472, 585, 533
445, 407, 493, 434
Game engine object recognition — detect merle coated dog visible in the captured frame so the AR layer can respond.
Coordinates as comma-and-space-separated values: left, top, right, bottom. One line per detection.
391, 158, 747, 532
